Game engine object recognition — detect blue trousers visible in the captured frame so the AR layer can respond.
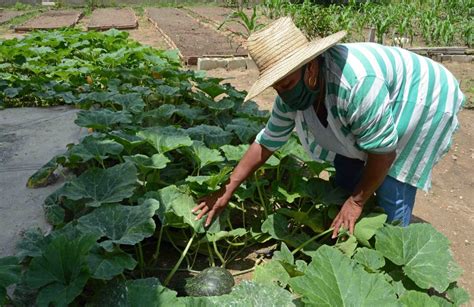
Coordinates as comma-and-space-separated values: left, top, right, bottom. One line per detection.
333, 155, 417, 226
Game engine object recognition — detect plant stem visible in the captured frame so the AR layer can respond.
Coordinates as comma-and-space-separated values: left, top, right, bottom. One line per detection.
213, 241, 226, 267
254, 173, 268, 217
164, 233, 196, 287
231, 267, 255, 277
291, 228, 334, 255
151, 224, 164, 265
207, 242, 215, 267
136, 243, 145, 278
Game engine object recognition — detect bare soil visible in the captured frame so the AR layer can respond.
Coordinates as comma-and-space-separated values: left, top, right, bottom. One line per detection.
14, 10, 82, 32
87, 8, 138, 30
0, 11, 24, 24
146, 8, 246, 64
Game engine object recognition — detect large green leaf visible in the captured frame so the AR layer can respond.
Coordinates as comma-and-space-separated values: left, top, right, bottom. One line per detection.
124, 153, 170, 171
375, 224, 462, 292
253, 260, 291, 287
188, 141, 224, 170
352, 247, 385, 273
186, 125, 233, 148
289, 246, 399, 306
225, 118, 262, 143
181, 280, 295, 307
16, 228, 50, 261
88, 278, 183, 307
69, 135, 124, 163
77, 200, 159, 250
220, 144, 248, 162
277, 207, 325, 233
26, 234, 97, 307
138, 126, 193, 154
399, 291, 440, 307
75, 109, 132, 130
0, 256, 21, 303
60, 162, 137, 207
155, 186, 224, 233
354, 213, 387, 247
261, 213, 318, 250
88, 246, 137, 280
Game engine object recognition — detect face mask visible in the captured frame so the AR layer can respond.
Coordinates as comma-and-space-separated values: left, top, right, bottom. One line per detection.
279, 64, 320, 111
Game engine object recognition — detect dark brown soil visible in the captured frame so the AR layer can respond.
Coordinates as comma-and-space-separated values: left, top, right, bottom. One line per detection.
0, 11, 24, 24
87, 8, 138, 30
14, 10, 82, 32
146, 8, 246, 65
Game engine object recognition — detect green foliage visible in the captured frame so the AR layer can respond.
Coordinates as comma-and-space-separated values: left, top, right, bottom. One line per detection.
258, 0, 472, 46
218, 6, 267, 38
2, 30, 468, 305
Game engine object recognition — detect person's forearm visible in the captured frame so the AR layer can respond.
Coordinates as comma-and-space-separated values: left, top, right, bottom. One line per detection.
351, 151, 396, 206
224, 142, 273, 194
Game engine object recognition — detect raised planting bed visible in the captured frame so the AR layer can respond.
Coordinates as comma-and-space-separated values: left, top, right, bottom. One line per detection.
14, 10, 82, 32
0, 11, 25, 24
146, 7, 246, 65
87, 8, 138, 31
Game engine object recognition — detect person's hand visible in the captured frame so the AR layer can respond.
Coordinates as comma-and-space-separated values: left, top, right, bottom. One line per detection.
331, 196, 364, 239
192, 188, 231, 227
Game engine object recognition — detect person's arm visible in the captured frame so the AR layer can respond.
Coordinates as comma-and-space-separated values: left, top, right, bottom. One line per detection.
193, 96, 297, 226
331, 151, 395, 238
193, 142, 273, 226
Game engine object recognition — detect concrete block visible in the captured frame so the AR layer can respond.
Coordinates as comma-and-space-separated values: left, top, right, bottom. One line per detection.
450, 55, 473, 63
197, 58, 227, 70
441, 55, 452, 62
245, 58, 258, 70
226, 57, 247, 70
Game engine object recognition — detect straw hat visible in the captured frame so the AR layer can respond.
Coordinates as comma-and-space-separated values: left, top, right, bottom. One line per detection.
244, 17, 346, 102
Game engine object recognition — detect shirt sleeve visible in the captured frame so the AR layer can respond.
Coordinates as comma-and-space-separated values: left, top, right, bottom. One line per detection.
255, 96, 296, 152
346, 76, 398, 153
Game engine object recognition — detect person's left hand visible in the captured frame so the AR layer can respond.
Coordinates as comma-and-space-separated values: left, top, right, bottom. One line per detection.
331, 196, 364, 239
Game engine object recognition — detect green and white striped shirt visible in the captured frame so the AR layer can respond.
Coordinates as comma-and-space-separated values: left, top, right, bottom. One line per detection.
255, 43, 465, 191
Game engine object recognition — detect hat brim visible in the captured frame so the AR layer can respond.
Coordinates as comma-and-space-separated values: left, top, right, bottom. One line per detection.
244, 31, 346, 102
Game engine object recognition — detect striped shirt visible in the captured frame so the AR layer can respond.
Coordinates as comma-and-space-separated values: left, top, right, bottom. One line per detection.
255, 43, 465, 191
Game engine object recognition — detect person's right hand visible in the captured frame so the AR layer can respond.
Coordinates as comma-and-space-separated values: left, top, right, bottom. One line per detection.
192, 187, 232, 227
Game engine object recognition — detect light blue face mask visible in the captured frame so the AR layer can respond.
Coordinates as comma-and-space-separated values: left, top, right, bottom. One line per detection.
279, 64, 320, 111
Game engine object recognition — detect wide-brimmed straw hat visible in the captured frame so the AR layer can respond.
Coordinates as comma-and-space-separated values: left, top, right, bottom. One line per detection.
244, 17, 346, 102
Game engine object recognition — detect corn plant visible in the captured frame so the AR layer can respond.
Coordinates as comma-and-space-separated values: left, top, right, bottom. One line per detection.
218, 7, 267, 38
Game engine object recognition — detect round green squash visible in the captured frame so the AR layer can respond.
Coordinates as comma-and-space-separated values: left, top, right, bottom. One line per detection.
184, 267, 235, 297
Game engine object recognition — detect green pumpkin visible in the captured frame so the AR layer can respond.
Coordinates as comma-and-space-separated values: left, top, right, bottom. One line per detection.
184, 267, 235, 297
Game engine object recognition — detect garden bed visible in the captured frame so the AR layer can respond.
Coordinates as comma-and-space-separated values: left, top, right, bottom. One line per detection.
146, 7, 246, 65
0, 11, 25, 24
87, 8, 138, 31
14, 10, 82, 32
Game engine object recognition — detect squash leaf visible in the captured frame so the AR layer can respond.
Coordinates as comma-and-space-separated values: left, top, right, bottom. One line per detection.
186, 125, 233, 148
68, 136, 124, 163
138, 126, 193, 154
181, 280, 295, 307
375, 223, 462, 292
289, 245, 399, 306
225, 118, 262, 143
77, 200, 159, 250
354, 213, 387, 247
75, 109, 132, 130
399, 291, 441, 307
25, 234, 97, 307
60, 162, 137, 207
0, 256, 21, 304
352, 247, 385, 273
87, 246, 137, 280
88, 278, 183, 306
155, 185, 225, 233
